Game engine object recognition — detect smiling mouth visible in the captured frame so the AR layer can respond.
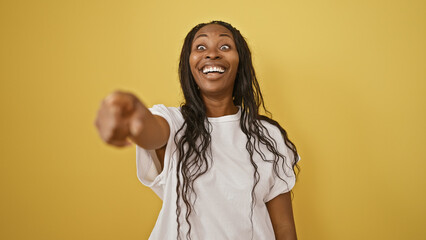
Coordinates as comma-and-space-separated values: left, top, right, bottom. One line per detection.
201, 66, 226, 74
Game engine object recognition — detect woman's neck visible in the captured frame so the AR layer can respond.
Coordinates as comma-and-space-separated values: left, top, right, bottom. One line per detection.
201, 94, 238, 118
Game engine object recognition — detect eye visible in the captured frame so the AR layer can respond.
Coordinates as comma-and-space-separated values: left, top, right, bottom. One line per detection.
220, 45, 230, 50
196, 45, 206, 50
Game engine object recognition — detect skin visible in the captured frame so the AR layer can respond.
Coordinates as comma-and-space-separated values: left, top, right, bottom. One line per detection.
189, 24, 239, 117
266, 192, 298, 240
94, 90, 169, 151
94, 23, 297, 239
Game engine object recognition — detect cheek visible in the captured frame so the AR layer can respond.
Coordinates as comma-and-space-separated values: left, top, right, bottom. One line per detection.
189, 54, 200, 69
189, 54, 202, 82
231, 53, 239, 72
229, 49, 239, 62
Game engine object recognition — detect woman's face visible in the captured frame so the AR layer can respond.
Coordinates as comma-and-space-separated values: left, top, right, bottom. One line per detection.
189, 24, 239, 97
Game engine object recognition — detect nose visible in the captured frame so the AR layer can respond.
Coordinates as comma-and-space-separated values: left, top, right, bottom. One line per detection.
205, 48, 221, 60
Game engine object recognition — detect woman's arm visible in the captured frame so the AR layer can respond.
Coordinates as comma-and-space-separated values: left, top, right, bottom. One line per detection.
94, 90, 169, 151
266, 191, 297, 240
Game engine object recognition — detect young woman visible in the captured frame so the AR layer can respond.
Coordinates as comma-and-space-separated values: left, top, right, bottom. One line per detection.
95, 20, 300, 240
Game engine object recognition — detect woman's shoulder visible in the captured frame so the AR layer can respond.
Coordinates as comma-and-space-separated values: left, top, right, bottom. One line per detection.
149, 104, 184, 127
150, 104, 181, 114
258, 117, 282, 137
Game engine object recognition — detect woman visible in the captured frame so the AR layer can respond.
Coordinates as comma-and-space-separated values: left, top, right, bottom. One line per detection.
95, 20, 300, 240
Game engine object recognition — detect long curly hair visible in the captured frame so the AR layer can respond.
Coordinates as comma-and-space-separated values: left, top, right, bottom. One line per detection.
175, 20, 300, 240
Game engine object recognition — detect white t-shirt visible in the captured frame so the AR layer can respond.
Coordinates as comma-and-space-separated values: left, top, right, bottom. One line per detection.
136, 104, 299, 240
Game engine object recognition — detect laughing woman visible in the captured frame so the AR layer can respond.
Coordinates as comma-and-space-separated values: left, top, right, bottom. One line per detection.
94, 20, 300, 240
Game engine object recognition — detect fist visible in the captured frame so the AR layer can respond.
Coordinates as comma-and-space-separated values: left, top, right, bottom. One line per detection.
94, 90, 146, 147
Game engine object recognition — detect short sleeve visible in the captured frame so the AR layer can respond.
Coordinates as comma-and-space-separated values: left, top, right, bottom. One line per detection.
135, 104, 182, 199
264, 127, 301, 203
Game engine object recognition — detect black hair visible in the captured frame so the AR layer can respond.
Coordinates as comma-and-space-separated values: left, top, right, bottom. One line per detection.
175, 20, 300, 240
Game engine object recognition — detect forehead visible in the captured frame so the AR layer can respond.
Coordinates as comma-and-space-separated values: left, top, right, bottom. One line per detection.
193, 24, 234, 40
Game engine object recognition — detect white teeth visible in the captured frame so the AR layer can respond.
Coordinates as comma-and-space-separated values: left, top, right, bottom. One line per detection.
202, 66, 225, 74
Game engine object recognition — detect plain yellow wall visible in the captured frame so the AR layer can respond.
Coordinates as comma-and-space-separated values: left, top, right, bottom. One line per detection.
1, 0, 425, 239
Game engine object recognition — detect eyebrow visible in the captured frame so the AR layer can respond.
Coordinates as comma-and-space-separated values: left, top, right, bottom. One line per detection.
194, 33, 233, 40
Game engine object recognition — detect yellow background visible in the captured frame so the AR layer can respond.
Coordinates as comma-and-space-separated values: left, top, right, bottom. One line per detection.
1, 0, 425, 239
